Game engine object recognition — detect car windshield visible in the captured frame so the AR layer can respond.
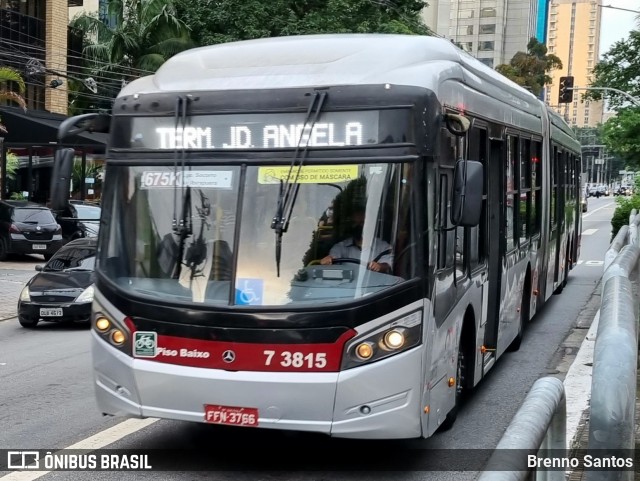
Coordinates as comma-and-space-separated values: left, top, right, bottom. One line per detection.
45, 246, 96, 272
15, 208, 55, 224
99, 162, 419, 307
74, 205, 101, 220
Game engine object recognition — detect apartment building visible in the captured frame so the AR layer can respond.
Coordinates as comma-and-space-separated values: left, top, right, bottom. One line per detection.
421, 0, 539, 68
545, 0, 604, 127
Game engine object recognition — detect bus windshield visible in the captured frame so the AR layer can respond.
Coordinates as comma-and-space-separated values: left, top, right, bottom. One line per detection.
99, 162, 418, 307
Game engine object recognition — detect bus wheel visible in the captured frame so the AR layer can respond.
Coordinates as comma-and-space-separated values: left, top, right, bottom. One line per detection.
439, 341, 466, 431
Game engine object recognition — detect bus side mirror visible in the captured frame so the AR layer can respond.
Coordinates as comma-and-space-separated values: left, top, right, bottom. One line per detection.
58, 113, 110, 142
451, 159, 483, 227
50, 148, 75, 211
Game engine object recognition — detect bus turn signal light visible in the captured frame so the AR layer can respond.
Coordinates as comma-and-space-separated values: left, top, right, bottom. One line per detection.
111, 330, 126, 346
355, 342, 374, 360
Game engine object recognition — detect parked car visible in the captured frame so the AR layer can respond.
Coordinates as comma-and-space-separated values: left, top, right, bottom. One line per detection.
17, 238, 96, 328
56, 202, 101, 243
0, 200, 64, 261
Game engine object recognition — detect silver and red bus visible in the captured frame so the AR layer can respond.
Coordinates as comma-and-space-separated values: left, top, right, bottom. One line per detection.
52, 34, 581, 439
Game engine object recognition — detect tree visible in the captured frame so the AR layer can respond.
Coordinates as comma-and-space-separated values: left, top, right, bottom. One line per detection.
175, 0, 431, 47
601, 107, 640, 170
0, 66, 26, 133
585, 31, 640, 109
70, 0, 194, 74
495, 38, 562, 96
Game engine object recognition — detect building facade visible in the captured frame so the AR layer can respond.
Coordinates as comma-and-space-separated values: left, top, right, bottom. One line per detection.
421, 0, 539, 68
536, 0, 550, 42
0, 0, 106, 203
545, 0, 604, 127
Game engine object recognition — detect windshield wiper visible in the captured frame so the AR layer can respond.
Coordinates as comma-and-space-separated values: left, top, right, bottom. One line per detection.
171, 95, 193, 280
270, 90, 328, 277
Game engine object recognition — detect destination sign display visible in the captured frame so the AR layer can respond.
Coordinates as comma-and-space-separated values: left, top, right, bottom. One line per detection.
125, 111, 379, 150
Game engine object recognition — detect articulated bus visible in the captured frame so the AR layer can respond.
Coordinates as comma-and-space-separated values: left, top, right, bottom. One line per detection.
52, 34, 582, 439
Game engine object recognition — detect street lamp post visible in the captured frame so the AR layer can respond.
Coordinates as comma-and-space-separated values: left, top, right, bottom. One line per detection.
568, 87, 640, 107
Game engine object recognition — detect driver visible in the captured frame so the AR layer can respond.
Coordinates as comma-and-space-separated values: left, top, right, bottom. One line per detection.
319, 208, 393, 273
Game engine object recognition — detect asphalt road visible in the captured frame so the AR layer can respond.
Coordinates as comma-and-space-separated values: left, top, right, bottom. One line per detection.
0, 197, 617, 480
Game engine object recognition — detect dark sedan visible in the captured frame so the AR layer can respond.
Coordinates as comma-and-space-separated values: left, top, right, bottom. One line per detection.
56, 202, 101, 243
18, 238, 97, 328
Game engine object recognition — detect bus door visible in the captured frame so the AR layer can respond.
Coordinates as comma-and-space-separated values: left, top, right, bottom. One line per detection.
466, 124, 490, 382
482, 129, 505, 370
553, 149, 566, 289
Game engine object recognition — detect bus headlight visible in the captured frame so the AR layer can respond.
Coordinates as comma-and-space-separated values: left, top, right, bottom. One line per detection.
382, 328, 406, 350
342, 311, 422, 369
93, 312, 132, 355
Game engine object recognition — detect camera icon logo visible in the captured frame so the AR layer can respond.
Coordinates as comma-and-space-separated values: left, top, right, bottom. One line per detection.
7, 451, 40, 469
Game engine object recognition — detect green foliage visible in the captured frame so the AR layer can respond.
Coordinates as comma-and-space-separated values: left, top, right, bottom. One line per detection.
4, 151, 19, 181
601, 107, 640, 171
71, 0, 193, 72
175, 0, 431, 47
495, 38, 562, 96
68, 0, 194, 114
71, 159, 102, 196
585, 31, 640, 109
610, 193, 640, 241
0, 66, 27, 133
9, 192, 26, 201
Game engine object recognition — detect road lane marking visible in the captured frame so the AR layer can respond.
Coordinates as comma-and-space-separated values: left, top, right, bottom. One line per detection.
582, 201, 614, 218
564, 311, 599, 446
581, 229, 598, 235
576, 260, 604, 266
0, 418, 159, 480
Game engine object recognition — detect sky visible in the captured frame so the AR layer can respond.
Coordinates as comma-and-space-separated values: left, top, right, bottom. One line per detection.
599, 0, 640, 57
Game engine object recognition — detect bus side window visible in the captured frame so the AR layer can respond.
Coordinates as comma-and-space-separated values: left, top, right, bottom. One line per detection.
455, 225, 465, 278
467, 125, 488, 271
506, 135, 518, 251
437, 172, 454, 270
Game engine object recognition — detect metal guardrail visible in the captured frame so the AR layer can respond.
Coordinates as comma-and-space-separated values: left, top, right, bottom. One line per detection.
585, 213, 640, 481
477, 377, 566, 481
480, 212, 640, 480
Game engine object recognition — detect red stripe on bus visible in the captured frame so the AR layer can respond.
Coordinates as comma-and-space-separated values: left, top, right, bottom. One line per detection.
134, 329, 356, 372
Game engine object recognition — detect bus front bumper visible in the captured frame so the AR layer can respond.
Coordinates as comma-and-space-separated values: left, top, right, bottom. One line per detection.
92, 332, 424, 439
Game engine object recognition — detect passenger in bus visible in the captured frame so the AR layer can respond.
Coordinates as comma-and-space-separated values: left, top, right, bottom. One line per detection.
319, 208, 393, 273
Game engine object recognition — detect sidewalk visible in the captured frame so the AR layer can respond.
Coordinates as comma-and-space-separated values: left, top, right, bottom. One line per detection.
567, 375, 640, 481
0, 263, 38, 321
564, 307, 640, 480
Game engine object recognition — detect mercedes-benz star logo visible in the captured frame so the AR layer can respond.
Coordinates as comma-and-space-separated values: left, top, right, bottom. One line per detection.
36, 226, 41, 231
222, 350, 236, 363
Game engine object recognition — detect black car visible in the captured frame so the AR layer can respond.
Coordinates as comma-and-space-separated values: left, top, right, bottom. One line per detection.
18, 238, 97, 328
56, 202, 101, 243
0, 200, 64, 261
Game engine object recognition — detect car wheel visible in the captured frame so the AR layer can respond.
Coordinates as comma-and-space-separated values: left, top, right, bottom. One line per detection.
19, 317, 38, 328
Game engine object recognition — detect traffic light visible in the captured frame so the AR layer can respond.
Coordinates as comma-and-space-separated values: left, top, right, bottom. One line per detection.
558, 76, 574, 104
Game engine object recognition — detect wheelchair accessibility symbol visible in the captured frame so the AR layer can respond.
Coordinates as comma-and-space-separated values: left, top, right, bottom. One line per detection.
235, 278, 264, 305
